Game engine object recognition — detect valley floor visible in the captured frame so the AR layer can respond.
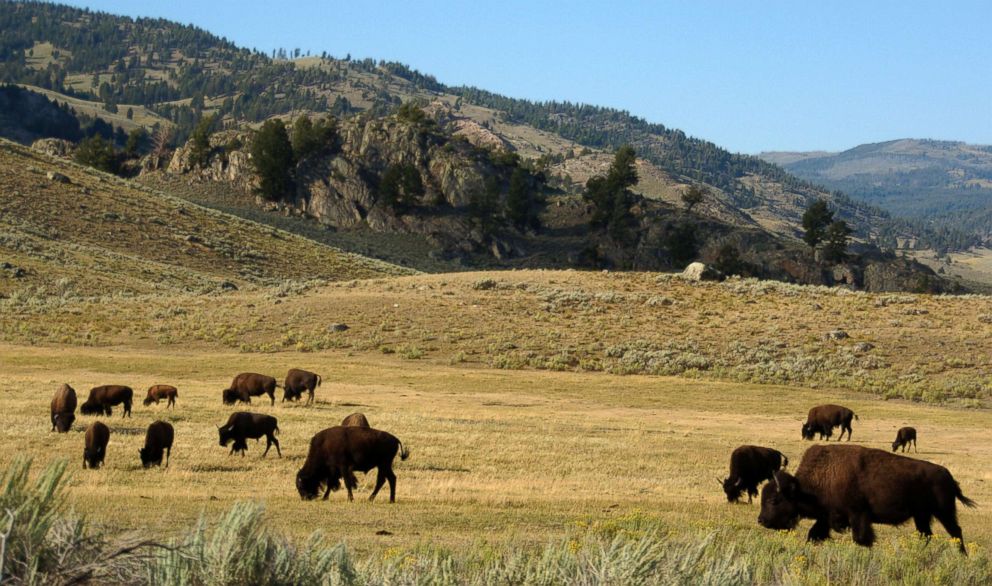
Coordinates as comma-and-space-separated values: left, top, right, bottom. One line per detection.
2, 343, 990, 558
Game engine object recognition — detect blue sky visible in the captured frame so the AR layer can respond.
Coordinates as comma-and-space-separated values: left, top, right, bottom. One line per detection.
64, 1, 992, 154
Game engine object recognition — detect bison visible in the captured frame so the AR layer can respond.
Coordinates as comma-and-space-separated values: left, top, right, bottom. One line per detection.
143, 384, 178, 408
283, 368, 321, 404
721, 445, 788, 504
218, 412, 281, 457
892, 426, 918, 453
222, 373, 278, 406
79, 385, 133, 418
50, 383, 77, 433
801, 404, 857, 441
296, 426, 409, 503
83, 421, 110, 469
139, 421, 174, 468
341, 412, 371, 428
758, 444, 976, 553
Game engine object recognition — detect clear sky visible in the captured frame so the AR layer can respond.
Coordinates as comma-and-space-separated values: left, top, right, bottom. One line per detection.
62, 0, 992, 154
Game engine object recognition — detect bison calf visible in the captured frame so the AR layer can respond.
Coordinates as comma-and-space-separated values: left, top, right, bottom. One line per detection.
296, 426, 409, 503
341, 412, 371, 428
801, 404, 857, 441
143, 385, 178, 408
758, 444, 976, 553
892, 426, 918, 453
223, 373, 277, 406
83, 421, 110, 469
80, 385, 133, 418
721, 445, 788, 504
51, 383, 78, 433
140, 421, 174, 468
283, 368, 321, 404
218, 412, 281, 457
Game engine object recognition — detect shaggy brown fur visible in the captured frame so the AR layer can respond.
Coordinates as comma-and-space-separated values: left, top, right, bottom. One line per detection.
218, 412, 281, 457
341, 412, 371, 428
140, 421, 174, 468
721, 445, 788, 504
222, 373, 278, 406
143, 384, 178, 408
801, 404, 857, 441
80, 385, 133, 418
83, 421, 110, 469
283, 368, 321, 404
50, 383, 77, 433
296, 426, 409, 503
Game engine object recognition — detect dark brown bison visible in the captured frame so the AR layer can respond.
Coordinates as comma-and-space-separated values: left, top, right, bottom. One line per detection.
893, 427, 918, 453
341, 412, 370, 428
721, 445, 788, 503
218, 412, 281, 457
801, 404, 857, 441
222, 373, 278, 406
139, 421, 174, 468
83, 421, 110, 469
143, 384, 178, 408
283, 368, 321, 404
50, 383, 77, 433
758, 444, 976, 553
79, 385, 133, 418
296, 426, 409, 503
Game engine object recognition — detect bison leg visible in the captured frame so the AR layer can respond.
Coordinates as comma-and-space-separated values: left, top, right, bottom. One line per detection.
913, 439, 918, 453
934, 511, 967, 554
850, 514, 876, 547
914, 514, 933, 542
322, 482, 332, 501
272, 435, 281, 457
165, 447, 171, 468
387, 469, 397, 503
807, 517, 831, 543
268, 391, 275, 406
370, 469, 387, 502
343, 467, 355, 501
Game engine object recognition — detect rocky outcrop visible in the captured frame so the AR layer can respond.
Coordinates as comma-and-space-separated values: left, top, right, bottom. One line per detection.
162, 130, 258, 192
32, 138, 76, 158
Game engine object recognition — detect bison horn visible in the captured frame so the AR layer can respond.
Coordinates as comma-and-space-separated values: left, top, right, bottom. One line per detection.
716, 477, 723, 486
773, 472, 782, 491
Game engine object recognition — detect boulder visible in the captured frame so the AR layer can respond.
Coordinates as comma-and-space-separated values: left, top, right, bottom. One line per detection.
46, 171, 70, 184
825, 330, 849, 341
31, 138, 75, 158
680, 262, 722, 281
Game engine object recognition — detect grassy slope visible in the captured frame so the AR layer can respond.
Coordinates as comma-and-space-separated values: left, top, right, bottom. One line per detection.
0, 139, 413, 296
4, 270, 992, 403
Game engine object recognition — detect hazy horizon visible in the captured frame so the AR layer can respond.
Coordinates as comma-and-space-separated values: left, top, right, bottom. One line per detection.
59, 0, 992, 154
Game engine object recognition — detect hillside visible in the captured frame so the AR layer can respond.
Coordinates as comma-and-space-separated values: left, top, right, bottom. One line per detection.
0, 1, 946, 252
761, 139, 992, 245
0, 139, 412, 297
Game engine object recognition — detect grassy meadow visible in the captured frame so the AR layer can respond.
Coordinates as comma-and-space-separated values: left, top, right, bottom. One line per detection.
1, 332, 991, 582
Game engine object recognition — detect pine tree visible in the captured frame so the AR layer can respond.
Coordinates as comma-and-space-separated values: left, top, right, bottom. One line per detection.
681, 185, 706, 212
822, 220, 853, 263
188, 114, 215, 168
584, 145, 638, 243
250, 119, 295, 200
802, 199, 834, 250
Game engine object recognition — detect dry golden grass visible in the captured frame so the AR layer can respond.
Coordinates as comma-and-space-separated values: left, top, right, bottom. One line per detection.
0, 341, 989, 560
16, 84, 171, 131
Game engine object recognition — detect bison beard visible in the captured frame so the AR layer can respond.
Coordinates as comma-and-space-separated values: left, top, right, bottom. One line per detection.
757, 444, 976, 553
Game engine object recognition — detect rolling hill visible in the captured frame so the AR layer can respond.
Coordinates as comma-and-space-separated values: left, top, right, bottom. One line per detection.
0, 138, 412, 297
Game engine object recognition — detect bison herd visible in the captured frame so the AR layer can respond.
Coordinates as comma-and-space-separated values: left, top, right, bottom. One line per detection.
724, 403, 976, 554
46, 369, 411, 503
44, 378, 979, 551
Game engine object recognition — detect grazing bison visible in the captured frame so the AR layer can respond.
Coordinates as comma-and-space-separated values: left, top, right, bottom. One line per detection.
758, 444, 976, 553
296, 426, 409, 503
283, 368, 321, 404
83, 421, 110, 469
143, 384, 178, 408
892, 427, 918, 453
222, 373, 278, 406
79, 385, 133, 418
139, 421, 174, 468
721, 445, 788, 504
50, 383, 77, 433
801, 404, 857, 441
341, 412, 371, 428
218, 412, 281, 457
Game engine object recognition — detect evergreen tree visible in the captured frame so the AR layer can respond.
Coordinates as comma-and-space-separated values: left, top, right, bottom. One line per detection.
681, 185, 706, 212
378, 164, 424, 211
822, 220, 853, 263
664, 223, 698, 268
584, 145, 638, 243
250, 119, 295, 200
124, 127, 147, 157
74, 134, 118, 174
802, 199, 834, 250
505, 167, 541, 231
188, 114, 216, 168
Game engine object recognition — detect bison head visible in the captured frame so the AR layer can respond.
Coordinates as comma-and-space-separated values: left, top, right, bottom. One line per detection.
83, 447, 102, 469
79, 401, 101, 416
139, 447, 161, 468
721, 477, 744, 503
222, 389, 237, 405
891, 440, 901, 452
757, 471, 802, 530
53, 413, 75, 433
143, 396, 155, 406
218, 425, 234, 447
296, 469, 320, 500
800, 423, 816, 441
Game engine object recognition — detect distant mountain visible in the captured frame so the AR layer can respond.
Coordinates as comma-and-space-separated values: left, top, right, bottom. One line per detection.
761, 140, 992, 243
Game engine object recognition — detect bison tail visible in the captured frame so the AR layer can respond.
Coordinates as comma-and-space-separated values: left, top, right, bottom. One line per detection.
317, 375, 322, 387
274, 424, 280, 436
399, 441, 411, 461
957, 485, 978, 508
781, 453, 789, 469
853, 413, 859, 421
